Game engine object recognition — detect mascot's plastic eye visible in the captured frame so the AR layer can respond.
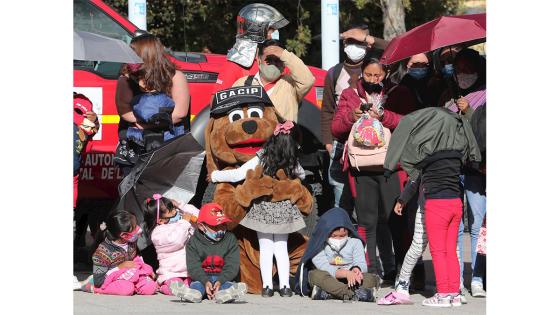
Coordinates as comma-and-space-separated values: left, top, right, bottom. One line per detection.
247, 107, 263, 118
228, 109, 245, 122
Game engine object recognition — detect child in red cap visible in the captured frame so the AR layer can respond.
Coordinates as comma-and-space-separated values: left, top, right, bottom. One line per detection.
170, 203, 247, 303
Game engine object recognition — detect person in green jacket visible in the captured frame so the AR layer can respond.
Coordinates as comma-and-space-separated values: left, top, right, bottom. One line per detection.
170, 203, 247, 304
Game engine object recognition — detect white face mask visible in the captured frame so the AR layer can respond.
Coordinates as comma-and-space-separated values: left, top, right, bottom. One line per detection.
456, 73, 478, 89
344, 44, 367, 63
327, 237, 348, 252
259, 63, 282, 82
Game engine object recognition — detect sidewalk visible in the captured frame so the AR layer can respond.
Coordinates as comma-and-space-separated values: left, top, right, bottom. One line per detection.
74, 232, 485, 315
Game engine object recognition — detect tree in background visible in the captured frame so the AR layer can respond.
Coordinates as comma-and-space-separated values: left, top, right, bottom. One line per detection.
104, 0, 467, 67
379, 0, 406, 40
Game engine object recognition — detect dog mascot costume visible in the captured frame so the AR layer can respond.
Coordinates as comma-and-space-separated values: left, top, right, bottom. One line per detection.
205, 86, 313, 293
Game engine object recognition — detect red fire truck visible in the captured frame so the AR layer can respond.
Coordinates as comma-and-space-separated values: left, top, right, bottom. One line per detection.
73, 0, 326, 229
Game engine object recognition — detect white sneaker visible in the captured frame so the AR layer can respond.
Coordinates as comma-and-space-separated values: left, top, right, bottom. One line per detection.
422, 293, 452, 307
460, 286, 468, 304
214, 282, 247, 304
73, 276, 81, 290
471, 282, 486, 297
170, 282, 202, 303
449, 294, 462, 307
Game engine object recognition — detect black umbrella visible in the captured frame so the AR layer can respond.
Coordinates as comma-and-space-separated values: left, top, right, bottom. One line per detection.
115, 133, 205, 249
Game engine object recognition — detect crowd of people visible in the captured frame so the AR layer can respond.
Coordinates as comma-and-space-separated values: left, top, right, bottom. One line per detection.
73, 2, 486, 309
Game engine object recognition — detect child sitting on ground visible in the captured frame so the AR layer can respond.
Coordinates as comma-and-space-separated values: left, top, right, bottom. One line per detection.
80, 210, 157, 296
143, 194, 199, 295
294, 207, 380, 302
170, 203, 247, 303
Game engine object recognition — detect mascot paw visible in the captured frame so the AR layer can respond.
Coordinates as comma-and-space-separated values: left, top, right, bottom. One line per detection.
294, 186, 314, 216
234, 165, 273, 207
271, 169, 303, 203
271, 169, 314, 215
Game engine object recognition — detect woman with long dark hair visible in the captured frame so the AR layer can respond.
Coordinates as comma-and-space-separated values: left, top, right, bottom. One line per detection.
114, 33, 190, 172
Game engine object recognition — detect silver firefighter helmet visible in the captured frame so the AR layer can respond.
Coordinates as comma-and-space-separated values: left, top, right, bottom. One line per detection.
236, 3, 289, 43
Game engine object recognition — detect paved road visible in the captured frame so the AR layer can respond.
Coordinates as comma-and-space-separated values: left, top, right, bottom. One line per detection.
74, 232, 485, 314
74, 286, 485, 315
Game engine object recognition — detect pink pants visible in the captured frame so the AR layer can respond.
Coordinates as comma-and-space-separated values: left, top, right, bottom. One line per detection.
356, 226, 370, 266
94, 275, 157, 296
73, 175, 79, 208
424, 198, 462, 294
159, 277, 191, 295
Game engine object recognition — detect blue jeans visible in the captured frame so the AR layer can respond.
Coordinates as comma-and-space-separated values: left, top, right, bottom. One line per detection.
457, 174, 486, 286
190, 275, 234, 299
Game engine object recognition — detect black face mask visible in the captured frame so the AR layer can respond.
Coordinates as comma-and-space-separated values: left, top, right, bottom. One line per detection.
362, 79, 383, 94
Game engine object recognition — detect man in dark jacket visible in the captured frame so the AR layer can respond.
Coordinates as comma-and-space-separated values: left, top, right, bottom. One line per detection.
171, 203, 247, 304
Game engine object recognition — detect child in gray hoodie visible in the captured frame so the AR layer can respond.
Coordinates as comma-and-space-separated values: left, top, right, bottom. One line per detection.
309, 224, 380, 302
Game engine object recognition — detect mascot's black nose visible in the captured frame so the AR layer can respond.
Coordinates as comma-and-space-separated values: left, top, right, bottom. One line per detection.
242, 120, 258, 134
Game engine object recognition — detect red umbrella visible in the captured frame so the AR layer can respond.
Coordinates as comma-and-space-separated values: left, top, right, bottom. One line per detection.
380, 13, 486, 65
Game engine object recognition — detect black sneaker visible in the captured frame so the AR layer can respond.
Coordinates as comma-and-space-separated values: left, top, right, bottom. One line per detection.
261, 286, 274, 297
311, 285, 331, 300
353, 288, 375, 302
382, 269, 397, 283
279, 286, 293, 297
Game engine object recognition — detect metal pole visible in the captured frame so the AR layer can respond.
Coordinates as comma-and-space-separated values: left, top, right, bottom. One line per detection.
321, 0, 340, 70
128, 0, 147, 31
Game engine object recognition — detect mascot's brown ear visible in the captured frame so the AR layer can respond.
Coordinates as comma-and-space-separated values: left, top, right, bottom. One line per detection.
204, 117, 218, 174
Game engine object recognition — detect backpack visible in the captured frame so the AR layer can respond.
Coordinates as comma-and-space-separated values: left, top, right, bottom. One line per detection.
346, 123, 391, 172
327, 63, 344, 103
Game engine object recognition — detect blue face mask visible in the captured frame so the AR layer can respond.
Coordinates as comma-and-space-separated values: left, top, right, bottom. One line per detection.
441, 64, 454, 78
408, 67, 429, 80
168, 210, 182, 224
203, 226, 225, 242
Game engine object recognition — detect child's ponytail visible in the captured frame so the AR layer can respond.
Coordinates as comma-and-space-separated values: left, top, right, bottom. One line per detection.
94, 222, 108, 247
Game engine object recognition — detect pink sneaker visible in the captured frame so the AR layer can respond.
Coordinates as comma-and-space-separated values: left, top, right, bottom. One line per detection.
377, 291, 413, 305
